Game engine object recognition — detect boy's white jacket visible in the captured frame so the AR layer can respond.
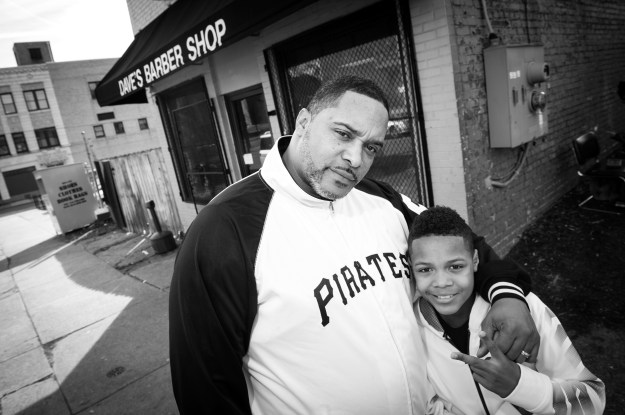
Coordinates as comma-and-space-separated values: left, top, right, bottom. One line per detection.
416, 294, 606, 415
169, 136, 531, 414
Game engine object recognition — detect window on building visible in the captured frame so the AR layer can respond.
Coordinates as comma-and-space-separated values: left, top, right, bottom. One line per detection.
94, 125, 105, 138
12, 132, 28, 153
114, 121, 125, 134
29, 48, 43, 63
97, 112, 115, 121
138, 118, 149, 130
1, 93, 17, 114
35, 127, 60, 149
0, 135, 10, 156
24, 89, 49, 111
88, 82, 99, 99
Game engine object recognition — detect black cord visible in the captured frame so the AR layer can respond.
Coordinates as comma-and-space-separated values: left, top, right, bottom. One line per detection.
475, 380, 492, 415
524, 0, 531, 43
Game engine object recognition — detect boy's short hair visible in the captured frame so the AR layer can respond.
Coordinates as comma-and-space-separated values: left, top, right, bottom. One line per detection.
307, 75, 389, 117
408, 206, 474, 252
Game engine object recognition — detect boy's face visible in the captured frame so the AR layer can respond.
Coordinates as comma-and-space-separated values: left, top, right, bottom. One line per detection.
410, 235, 478, 317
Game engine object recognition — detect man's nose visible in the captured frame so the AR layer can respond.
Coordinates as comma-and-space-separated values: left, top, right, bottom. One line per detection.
341, 141, 363, 168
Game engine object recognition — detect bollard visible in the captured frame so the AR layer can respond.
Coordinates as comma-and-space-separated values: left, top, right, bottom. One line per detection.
145, 200, 177, 254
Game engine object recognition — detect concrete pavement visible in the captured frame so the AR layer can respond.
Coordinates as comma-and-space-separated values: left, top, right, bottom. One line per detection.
0, 205, 180, 414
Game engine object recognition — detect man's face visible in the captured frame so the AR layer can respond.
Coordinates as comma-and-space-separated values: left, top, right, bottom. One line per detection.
411, 235, 478, 320
290, 91, 388, 200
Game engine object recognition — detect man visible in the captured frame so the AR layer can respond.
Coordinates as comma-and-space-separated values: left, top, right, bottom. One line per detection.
169, 76, 538, 414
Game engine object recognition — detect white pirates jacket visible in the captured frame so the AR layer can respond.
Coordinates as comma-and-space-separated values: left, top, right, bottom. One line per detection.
417, 294, 606, 415
169, 136, 531, 415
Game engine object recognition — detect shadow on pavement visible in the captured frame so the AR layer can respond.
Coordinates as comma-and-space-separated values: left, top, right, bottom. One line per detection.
2, 213, 180, 415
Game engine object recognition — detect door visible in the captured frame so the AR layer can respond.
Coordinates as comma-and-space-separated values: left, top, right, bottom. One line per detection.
225, 85, 275, 177
159, 79, 231, 205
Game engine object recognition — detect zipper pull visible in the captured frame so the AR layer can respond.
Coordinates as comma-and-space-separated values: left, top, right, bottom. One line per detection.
329, 201, 334, 213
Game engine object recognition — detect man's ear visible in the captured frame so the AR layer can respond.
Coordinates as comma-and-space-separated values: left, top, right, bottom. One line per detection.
473, 249, 479, 272
295, 108, 310, 131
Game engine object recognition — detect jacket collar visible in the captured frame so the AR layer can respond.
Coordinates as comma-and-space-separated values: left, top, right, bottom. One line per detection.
260, 135, 338, 210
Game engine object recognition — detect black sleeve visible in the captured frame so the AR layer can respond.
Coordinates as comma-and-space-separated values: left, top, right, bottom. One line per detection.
472, 233, 532, 303
169, 204, 257, 414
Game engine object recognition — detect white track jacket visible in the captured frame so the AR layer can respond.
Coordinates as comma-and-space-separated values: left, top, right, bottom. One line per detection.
169, 136, 531, 414
417, 294, 606, 415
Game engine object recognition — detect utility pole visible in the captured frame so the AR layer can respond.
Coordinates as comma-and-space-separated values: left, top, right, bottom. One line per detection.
81, 131, 102, 207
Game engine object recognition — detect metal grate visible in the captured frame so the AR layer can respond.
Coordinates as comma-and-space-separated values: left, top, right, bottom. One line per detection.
267, 1, 431, 205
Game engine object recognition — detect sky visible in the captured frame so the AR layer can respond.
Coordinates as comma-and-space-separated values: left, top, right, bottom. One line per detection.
0, 0, 135, 68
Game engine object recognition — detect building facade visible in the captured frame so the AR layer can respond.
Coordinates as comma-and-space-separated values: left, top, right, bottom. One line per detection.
0, 42, 175, 234
99, 0, 625, 253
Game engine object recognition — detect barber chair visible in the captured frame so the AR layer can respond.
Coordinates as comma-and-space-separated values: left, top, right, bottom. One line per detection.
572, 132, 625, 214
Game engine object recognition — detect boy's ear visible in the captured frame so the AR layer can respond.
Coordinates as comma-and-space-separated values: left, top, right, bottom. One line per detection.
472, 249, 479, 272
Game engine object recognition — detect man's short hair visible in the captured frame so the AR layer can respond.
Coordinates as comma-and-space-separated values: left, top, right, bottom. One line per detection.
307, 75, 389, 117
408, 206, 474, 252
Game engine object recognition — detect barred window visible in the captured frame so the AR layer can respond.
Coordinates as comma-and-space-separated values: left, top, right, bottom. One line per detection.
94, 125, 105, 138
138, 118, 149, 130
114, 121, 125, 134
24, 89, 49, 111
1, 93, 17, 114
13, 132, 28, 153
0, 135, 10, 156
35, 127, 60, 149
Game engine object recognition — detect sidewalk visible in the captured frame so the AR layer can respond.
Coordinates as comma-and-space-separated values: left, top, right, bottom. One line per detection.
0, 206, 180, 414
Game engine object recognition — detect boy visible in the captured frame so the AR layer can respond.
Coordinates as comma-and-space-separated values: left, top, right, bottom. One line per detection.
409, 206, 605, 414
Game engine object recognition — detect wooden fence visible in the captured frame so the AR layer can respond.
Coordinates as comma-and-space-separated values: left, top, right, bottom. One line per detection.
108, 149, 183, 236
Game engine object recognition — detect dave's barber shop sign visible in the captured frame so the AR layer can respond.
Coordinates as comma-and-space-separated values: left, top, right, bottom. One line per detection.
118, 18, 226, 97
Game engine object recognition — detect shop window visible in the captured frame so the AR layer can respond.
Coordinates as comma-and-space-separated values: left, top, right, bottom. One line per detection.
138, 118, 149, 130
94, 125, 105, 138
97, 112, 115, 121
266, 0, 431, 206
114, 121, 125, 134
13, 132, 28, 153
1, 93, 17, 114
0, 135, 10, 156
24, 89, 49, 111
88, 82, 98, 99
35, 127, 60, 149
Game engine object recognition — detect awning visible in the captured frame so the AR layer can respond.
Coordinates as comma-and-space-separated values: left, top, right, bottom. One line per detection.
95, 0, 315, 106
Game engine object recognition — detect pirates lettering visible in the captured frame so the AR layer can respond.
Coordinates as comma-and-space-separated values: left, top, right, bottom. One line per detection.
314, 251, 411, 326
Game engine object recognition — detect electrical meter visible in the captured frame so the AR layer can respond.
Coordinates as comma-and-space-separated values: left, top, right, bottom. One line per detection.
484, 44, 549, 148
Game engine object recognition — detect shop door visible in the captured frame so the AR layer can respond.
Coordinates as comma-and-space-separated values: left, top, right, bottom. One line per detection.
225, 85, 275, 177
158, 79, 230, 205
265, 0, 431, 206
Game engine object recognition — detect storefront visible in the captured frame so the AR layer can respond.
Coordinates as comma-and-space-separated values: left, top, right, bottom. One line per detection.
96, 0, 432, 227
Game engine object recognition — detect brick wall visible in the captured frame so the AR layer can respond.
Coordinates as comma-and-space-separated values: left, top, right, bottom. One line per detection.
126, 0, 176, 35
449, 0, 625, 254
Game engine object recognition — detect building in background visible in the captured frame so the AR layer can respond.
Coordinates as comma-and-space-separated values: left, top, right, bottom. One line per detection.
0, 41, 179, 236
97, 0, 625, 253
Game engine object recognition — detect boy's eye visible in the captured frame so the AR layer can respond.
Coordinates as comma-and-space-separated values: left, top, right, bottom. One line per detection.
450, 264, 464, 271
415, 267, 432, 273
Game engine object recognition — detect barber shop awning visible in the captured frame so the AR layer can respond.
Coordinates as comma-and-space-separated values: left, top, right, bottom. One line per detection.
95, 0, 315, 106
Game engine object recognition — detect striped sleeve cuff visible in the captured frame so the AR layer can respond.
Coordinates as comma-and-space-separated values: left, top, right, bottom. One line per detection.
487, 281, 526, 303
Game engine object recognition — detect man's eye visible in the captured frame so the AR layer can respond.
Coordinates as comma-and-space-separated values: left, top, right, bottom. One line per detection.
366, 144, 380, 154
416, 267, 431, 273
335, 130, 349, 138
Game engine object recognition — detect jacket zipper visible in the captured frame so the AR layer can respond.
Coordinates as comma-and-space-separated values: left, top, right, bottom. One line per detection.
442, 331, 491, 415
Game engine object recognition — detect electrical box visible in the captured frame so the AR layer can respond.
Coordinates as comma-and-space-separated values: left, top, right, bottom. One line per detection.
484, 44, 549, 148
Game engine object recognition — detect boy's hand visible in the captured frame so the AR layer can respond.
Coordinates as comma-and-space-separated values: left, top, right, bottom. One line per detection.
451, 331, 521, 398
478, 298, 539, 363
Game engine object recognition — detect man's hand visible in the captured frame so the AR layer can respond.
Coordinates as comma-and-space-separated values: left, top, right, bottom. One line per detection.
477, 298, 539, 363
451, 331, 521, 398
